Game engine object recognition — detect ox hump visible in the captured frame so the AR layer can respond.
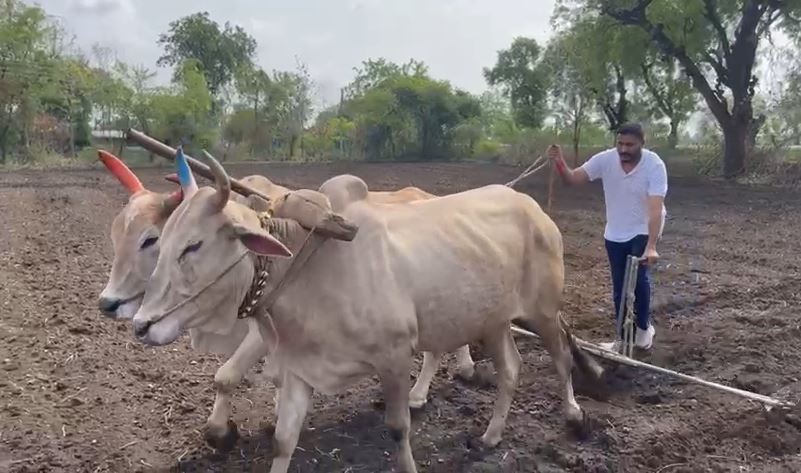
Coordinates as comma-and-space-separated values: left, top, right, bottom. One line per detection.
318, 174, 370, 212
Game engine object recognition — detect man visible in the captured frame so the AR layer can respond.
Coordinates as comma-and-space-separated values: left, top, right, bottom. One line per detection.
546, 123, 667, 351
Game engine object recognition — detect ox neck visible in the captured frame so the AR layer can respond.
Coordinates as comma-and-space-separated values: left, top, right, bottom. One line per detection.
236, 216, 321, 320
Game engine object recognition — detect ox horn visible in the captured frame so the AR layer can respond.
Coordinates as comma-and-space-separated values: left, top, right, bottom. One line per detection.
175, 146, 199, 198
202, 150, 230, 213
97, 150, 144, 194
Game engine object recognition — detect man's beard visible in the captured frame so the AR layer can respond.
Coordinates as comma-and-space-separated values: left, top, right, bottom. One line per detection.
620, 151, 641, 163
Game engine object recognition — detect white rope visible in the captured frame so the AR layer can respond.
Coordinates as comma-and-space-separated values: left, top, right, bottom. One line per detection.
505, 155, 547, 188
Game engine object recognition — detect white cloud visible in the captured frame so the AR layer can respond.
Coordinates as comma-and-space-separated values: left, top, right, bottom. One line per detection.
31, 0, 557, 108
67, 0, 135, 15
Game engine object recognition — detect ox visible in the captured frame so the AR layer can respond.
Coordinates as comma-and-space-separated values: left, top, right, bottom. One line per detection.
96, 149, 291, 321
130, 153, 604, 473
95, 150, 475, 449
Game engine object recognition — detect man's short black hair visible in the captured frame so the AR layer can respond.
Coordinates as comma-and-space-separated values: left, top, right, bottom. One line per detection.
616, 123, 645, 142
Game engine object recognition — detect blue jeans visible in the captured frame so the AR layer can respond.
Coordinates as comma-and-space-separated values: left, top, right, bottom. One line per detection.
605, 235, 651, 334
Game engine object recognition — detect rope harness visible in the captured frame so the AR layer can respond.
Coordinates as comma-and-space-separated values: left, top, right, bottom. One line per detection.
236, 212, 321, 320
145, 210, 321, 330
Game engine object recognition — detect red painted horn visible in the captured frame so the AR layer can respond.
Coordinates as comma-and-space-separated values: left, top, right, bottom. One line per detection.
98, 150, 144, 194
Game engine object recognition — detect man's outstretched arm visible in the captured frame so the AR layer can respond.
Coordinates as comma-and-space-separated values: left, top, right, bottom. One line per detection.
547, 144, 591, 186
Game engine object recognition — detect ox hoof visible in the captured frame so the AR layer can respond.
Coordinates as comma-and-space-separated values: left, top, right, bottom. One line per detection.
409, 395, 427, 410
478, 429, 503, 449
204, 419, 240, 452
566, 410, 592, 440
454, 365, 476, 382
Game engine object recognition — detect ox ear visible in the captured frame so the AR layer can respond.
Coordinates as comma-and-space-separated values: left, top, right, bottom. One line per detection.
161, 189, 183, 215
231, 224, 293, 258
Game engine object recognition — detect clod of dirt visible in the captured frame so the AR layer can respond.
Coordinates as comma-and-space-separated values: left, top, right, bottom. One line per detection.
470, 362, 497, 388
458, 405, 477, 417
68, 398, 84, 407
636, 392, 664, 405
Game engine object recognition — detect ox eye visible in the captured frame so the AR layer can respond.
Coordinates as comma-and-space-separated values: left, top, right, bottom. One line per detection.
140, 236, 158, 250
179, 241, 203, 260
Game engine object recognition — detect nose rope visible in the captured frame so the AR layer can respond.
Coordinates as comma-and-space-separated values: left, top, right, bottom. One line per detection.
144, 214, 319, 326
147, 250, 251, 322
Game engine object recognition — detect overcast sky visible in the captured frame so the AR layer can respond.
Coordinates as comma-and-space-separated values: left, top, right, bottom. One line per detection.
33, 0, 557, 109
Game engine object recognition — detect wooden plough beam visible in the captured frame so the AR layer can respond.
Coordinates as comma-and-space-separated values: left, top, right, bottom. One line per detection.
510, 326, 794, 409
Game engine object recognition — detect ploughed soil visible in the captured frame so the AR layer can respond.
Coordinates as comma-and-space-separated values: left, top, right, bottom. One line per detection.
1, 159, 801, 473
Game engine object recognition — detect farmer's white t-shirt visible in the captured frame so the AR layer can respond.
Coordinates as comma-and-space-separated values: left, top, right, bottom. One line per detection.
580, 147, 668, 243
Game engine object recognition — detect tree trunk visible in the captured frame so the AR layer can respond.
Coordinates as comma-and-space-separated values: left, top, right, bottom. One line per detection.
748, 113, 766, 149
0, 124, 8, 164
722, 121, 748, 178
572, 118, 581, 168
289, 134, 299, 159
668, 119, 679, 149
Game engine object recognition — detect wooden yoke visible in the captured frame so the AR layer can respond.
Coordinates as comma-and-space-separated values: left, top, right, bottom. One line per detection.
125, 128, 358, 241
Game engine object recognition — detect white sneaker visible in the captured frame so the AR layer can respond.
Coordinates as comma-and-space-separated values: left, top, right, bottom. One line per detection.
598, 340, 622, 353
635, 324, 655, 350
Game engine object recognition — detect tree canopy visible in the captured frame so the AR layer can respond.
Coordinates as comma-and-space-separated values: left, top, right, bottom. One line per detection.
2, 0, 800, 179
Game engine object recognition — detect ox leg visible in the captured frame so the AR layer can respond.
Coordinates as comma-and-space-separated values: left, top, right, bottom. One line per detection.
408, 345, 476, 408
261, 357, 285, 419
380, 357, 418, 473
453, 344, 476, 381
480, 325, 521, 448
408, 351, 442, 408
530, 316, 585, 430
269, 372, 313, 473
205, 319, 271, 451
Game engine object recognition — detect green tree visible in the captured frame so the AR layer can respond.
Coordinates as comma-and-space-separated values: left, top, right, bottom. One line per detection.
762, 49, 801, 147
271, 62, 314, 159
541, 30, 596, 165
640, 56, 697, 149
149, 59, 215, 150
588, 0, 801, 177
476, 88, 517, 142
483, 37, 550, 129
157, 11, 257, 99
116, 63, 157, 142
551, 13, 653, 133
345, 57, 428, 99
0, 0, 59, 161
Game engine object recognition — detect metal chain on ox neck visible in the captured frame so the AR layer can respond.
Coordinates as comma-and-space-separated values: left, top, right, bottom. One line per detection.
237, 254, 269, 319
237, 212, 273, 319
236, 211, 320, 320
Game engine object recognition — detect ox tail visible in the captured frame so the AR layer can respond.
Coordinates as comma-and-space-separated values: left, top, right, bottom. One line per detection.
557, 313, 605, 382
512, 314, 604, 383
